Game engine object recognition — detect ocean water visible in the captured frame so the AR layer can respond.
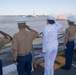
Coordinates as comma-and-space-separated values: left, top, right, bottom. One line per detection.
0, 16, 68, 37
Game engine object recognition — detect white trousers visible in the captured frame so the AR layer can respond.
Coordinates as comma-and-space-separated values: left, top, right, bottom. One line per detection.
44, 47, 57, 75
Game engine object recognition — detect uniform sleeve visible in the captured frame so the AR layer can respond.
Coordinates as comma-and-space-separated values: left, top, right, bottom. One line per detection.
32, 32, 39, 40
11, 35, 18, 50
75, 26, 76, 33
2, 36, 11, 46
42, 27, 48, 53
55, 22, 62, 31
65, 29, 70, 38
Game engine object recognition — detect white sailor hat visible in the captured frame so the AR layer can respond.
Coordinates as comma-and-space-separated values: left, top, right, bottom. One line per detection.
47, 16, 55, 20
67, 15, 76, 22
16, 18, 26, 24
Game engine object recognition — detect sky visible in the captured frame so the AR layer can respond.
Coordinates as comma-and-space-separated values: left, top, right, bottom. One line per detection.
0, 0, 76, 15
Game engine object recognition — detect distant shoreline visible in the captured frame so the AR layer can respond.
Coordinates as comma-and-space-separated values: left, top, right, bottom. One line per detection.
0, 15, 67, 20
0, 15, 46, 17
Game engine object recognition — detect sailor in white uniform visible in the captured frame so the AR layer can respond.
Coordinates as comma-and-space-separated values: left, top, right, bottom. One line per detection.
42, 16, 62, 75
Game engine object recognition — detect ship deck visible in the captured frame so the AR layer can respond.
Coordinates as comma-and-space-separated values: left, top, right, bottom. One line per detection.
3, 48, 76, 75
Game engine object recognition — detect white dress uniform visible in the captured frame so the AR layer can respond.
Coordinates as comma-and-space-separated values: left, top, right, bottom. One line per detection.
42, 16, 62, 75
